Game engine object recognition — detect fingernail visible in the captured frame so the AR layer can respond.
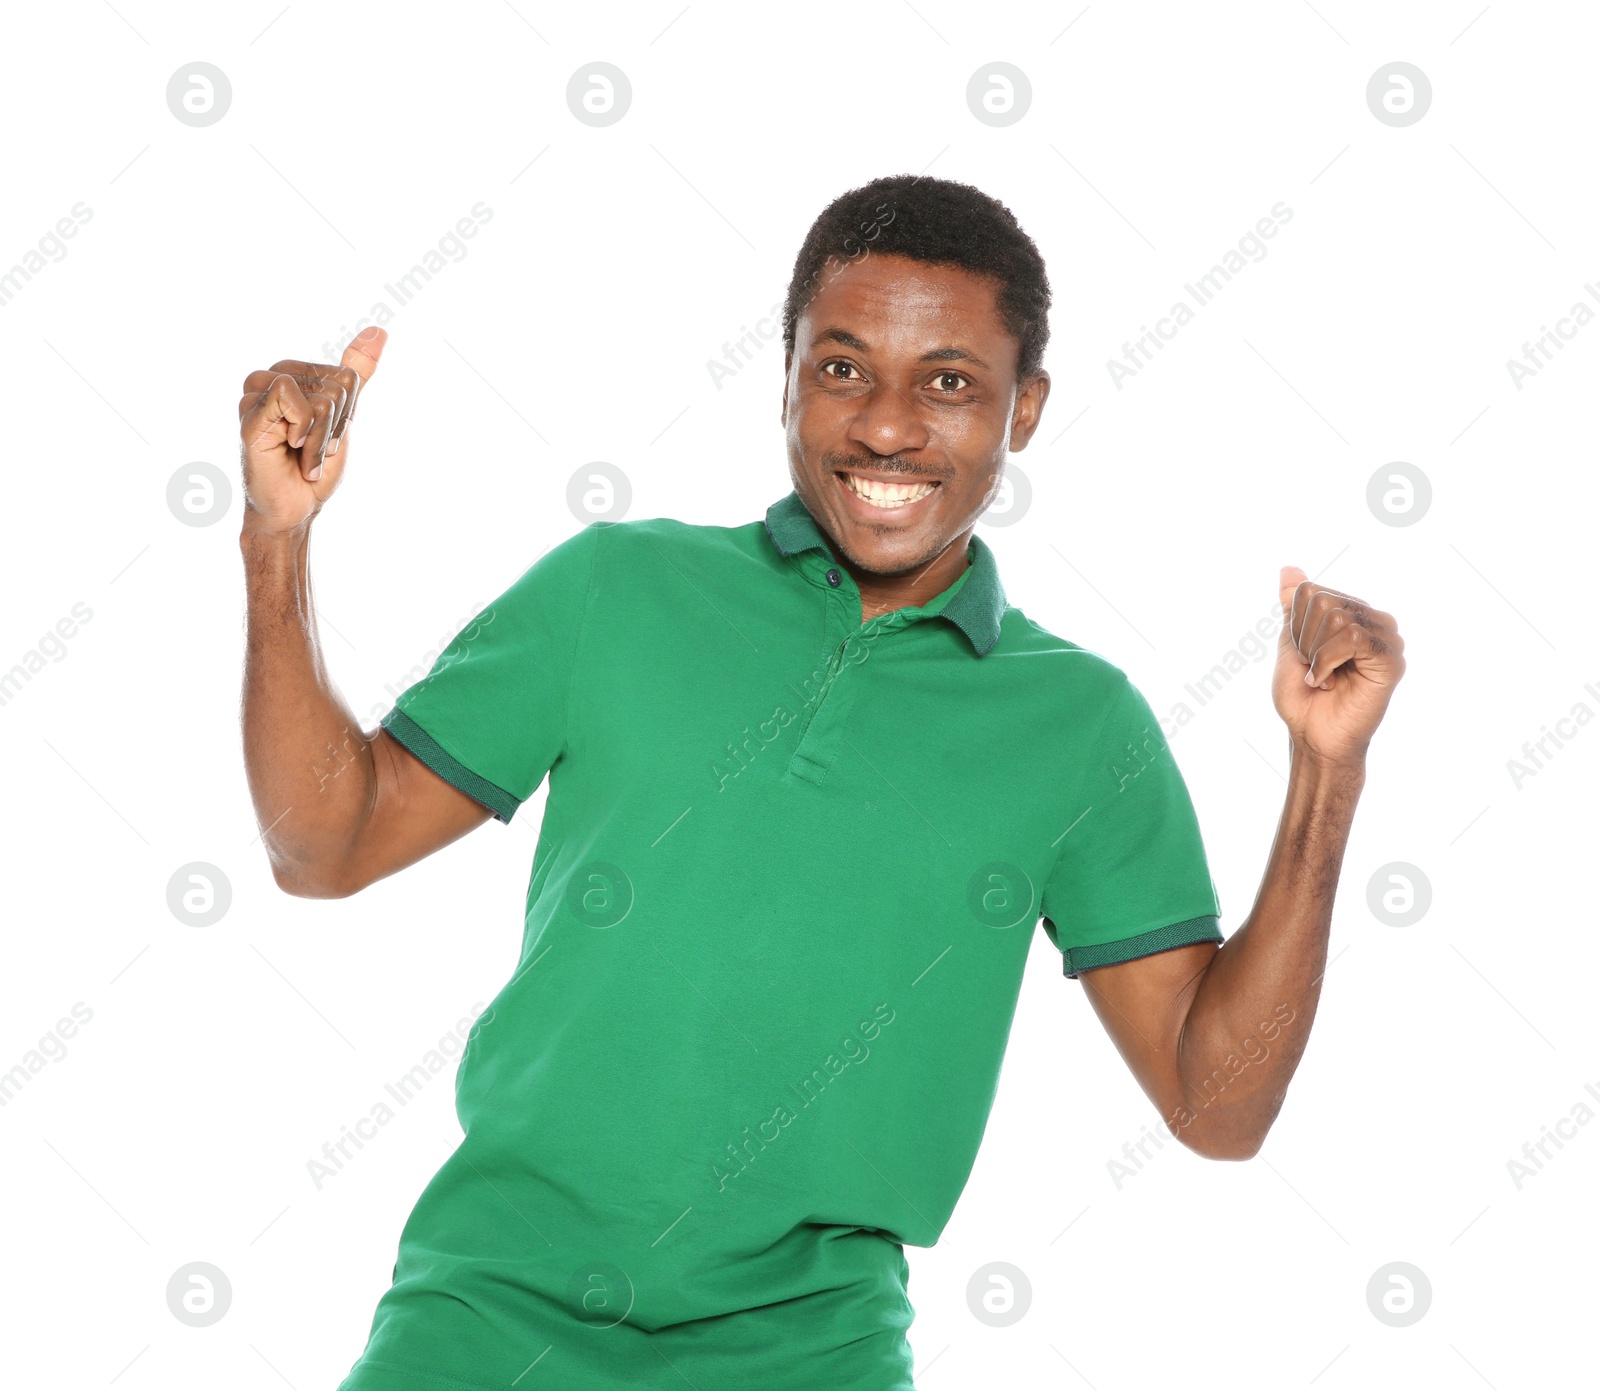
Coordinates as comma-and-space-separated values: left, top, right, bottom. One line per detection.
309, 463, 323, 481
1304, 668, 1317, 685
358, 326, 379, 339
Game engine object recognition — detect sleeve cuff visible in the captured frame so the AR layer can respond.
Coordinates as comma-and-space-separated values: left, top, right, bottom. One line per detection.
1062, 914, 1223, 979
380, 706, 522, 824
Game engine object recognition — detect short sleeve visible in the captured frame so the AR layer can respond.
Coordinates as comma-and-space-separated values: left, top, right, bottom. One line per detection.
378, 524, 600, 824
1040, 674, 1223, 977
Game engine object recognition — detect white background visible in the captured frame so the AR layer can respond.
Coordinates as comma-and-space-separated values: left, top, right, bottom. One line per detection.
1, 1, 1595, 1387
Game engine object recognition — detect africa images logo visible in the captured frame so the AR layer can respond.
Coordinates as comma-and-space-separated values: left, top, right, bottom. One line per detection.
712, 1004, 896, 1192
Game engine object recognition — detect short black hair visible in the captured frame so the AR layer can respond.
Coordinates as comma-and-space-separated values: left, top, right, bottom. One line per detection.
782, 174, 1051, 383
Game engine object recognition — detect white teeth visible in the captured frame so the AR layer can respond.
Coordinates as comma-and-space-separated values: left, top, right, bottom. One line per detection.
842, 473, 938, 508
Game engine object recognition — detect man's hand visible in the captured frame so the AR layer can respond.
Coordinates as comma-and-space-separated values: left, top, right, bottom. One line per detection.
1272, 566, 1406, 767
238, 326, 388, 537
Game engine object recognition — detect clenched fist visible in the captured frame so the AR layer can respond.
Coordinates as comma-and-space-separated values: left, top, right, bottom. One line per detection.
1273, 565, 1407, 768
238, 326, 388, 537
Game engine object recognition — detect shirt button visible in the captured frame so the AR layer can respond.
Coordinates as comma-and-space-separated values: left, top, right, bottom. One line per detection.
826, 568, 842, 587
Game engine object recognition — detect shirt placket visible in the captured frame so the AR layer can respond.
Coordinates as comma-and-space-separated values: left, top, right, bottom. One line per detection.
786, 558, 914, 786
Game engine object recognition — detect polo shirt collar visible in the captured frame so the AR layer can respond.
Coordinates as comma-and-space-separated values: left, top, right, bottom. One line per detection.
762, 490, 1007, 657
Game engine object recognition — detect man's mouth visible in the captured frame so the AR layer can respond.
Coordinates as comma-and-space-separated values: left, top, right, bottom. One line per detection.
835, 471, 941, 510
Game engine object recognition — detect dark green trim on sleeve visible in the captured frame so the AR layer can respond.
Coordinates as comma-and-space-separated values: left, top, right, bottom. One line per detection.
1062, 914, 1223, 979
380, 706, 521, 825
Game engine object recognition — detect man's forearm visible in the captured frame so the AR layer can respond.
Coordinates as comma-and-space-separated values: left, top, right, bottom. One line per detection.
1172, 748, 1365, 1157
240, 520, 378, 895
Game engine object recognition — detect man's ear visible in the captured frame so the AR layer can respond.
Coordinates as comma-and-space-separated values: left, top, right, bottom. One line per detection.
780, 352, 792, 424
1009, 370, 1051, 450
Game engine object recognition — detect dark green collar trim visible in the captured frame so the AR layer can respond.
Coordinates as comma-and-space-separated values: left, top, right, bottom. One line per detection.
762, 490, 1007, 657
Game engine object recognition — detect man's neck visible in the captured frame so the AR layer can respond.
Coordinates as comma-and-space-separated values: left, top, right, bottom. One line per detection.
834, 528, 974, 625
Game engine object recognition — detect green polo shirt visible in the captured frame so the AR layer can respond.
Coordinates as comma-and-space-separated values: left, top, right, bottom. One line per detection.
340, 492, 1222, 1391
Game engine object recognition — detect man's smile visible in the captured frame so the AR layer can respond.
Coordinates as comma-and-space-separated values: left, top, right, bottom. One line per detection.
833, 469, 942, 513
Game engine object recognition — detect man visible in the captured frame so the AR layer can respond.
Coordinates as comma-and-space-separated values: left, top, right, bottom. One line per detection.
239, 175, 1405, 1391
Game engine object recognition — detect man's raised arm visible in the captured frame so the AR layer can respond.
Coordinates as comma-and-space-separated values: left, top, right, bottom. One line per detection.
1074, 566, 1407, 1159
237, 328, 491, 900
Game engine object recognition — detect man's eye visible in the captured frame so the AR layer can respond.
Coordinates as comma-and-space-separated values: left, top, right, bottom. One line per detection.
819, 363, 968, 391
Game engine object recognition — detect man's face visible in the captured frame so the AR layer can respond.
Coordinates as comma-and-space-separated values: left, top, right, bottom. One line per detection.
781, 252, 1049, 577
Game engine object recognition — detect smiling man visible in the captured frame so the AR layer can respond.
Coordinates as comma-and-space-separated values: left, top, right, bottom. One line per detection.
239, 174, 1406, 1391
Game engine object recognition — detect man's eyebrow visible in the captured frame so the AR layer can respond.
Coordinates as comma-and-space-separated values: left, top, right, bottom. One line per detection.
814, 327, 990, 369
917, 344, 989, 369
816, 327, 869, 352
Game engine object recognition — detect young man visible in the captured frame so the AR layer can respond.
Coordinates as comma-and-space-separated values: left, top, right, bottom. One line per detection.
239, 175, 1405, 1391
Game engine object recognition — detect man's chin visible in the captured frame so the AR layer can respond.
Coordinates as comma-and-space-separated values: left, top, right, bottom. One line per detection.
830, 523, 955, 579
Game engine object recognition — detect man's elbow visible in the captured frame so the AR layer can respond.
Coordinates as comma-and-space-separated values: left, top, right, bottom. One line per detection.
1171, 1084, 1288, 1161
1184, 1134, 1265, 1162
1175, 1121, 1269, 1162
268, 852, 362, 900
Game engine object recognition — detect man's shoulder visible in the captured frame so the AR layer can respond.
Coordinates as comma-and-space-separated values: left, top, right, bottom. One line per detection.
995, 605, 1133, 699
993, 610, 1167, 759
583, 511, 768, 567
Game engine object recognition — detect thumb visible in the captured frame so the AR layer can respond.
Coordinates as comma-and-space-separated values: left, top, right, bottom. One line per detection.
340, 325, 388, 384
1279, 564, 1308, 621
